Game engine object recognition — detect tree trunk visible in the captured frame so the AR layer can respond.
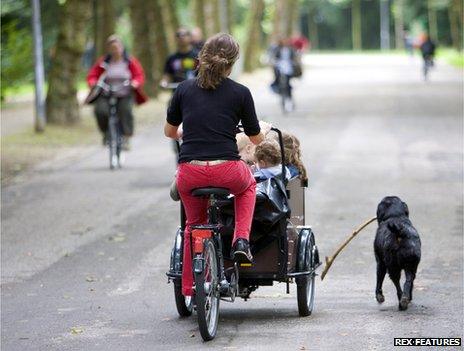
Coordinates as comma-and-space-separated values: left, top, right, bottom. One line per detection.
94, 0, 115, 58
227, 0, 233, 33
308, 1, 319, 50
351, 0, 362, 50
393, 0, 404, 49
129, 0, 157, 97
244, 0, 265, 72
163, 0, 179, 53
147, 0, 169, 83
448, 0, 462, 51
204, 0, 220, 37
271, 0, 285, 41
427, 0, 439, 43
193, 0, 207, 37
285, 0, 299, 37
46, 0, 91, 125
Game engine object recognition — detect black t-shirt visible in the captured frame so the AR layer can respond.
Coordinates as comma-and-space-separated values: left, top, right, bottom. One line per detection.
167, 78, 261, 163
164, 50, 199, 83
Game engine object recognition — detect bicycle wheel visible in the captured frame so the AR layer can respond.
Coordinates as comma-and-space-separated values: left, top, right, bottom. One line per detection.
108, 118, 118, 170
296, 235, 316, 316
173, 280, 193, 317
194, 239, 220, 341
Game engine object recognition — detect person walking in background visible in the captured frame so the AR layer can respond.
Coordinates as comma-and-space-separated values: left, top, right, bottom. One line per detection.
161, 28, 199, 86
191, 27, 205, 52
87, 35, 147, 150
403, 30, 414, 56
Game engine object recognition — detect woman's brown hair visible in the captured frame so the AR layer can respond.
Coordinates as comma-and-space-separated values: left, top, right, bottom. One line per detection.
197, 33, 240, 89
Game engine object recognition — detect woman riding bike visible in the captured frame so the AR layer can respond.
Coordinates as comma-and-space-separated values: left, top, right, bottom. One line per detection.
269, 37, 297, 112
87, 35, 147, 150
164, 33, 267, 297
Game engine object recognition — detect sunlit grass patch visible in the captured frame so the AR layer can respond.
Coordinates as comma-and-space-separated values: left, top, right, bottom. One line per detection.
437, 48, 464, 68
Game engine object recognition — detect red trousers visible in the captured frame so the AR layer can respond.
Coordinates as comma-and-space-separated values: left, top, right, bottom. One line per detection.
176, 160, 256, 296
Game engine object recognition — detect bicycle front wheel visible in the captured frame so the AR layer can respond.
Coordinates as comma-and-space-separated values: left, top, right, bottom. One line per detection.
108, 118, 119, 170
194, 239, 220, 341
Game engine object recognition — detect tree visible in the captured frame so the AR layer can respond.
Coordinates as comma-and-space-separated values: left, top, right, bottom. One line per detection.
94, 0, 115, 58
286, 0, 299, 37
46, 0, 91, 125
351, 0, 362, 50
129, 0, 156, 96
307, 0, 319, 50
393, 0, 405, 49
427, 0, 439, 42
193, 0, 207, 36
244, 0, 265, 72
448, 0, 462, 50
271, 0, 285, 41
147, 0, 169, 82
204, 0, 220, 36
162, 0, 179, 53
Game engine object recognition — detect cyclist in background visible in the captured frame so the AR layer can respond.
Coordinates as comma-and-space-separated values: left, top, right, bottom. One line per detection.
419, 34, 436, 80
269, 37, 297, 111
87, 35, 147, 149
161, 28, 199, 86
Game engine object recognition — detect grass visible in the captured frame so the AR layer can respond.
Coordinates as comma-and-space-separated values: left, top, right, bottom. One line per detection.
1, 115, 99, 183
1, 97, 169, 185
436, 48, 464, 68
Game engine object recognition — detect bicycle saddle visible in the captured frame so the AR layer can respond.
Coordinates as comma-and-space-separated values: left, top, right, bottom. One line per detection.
191, 187, 230, 197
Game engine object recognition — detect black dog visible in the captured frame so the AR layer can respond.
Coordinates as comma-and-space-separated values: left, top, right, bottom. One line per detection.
374, 196, 421, 310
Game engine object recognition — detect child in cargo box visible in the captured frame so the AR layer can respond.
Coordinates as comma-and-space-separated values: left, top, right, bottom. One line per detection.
253, 139, 291, 181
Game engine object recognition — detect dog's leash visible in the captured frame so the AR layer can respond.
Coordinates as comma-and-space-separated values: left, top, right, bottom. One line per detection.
320, 217, 377, 281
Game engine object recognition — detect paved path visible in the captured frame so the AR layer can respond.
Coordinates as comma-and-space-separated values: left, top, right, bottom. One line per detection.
1, 54, 463, 350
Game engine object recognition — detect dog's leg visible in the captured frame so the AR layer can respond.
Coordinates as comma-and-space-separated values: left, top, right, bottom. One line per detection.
389, 270, 403, 309
400, 270, 416, 310
375, 262, 387, 303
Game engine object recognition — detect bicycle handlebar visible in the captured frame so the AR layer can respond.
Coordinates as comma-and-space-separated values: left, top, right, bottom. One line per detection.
160, 82, 181, 90
98, 79, 131, 93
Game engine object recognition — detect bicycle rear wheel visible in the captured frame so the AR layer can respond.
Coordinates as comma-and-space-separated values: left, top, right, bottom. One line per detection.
194, 239, 220, 341
173, 280, 193, 317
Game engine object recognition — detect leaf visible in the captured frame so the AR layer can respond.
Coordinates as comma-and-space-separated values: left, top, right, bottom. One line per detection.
109, 234, 126, 242
70, 327, 83, 334
85, 276, 96, 282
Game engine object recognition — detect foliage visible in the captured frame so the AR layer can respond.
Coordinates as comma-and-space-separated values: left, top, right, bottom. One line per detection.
1, 20, 33, 99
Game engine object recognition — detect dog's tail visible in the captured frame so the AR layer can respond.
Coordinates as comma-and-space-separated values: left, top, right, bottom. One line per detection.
387, 218, 407, 238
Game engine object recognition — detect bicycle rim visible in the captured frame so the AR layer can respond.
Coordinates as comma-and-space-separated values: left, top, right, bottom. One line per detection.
195, 239, 219, 341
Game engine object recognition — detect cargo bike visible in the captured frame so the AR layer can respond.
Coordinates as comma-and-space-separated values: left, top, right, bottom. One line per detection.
166, 127, 321, 341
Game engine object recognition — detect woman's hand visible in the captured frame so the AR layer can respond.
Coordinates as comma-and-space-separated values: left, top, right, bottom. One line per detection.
131, 80, 140, 89
259, 120, 272, 135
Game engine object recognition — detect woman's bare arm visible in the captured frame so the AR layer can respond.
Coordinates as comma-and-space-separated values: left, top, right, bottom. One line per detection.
164, 122, 181, 139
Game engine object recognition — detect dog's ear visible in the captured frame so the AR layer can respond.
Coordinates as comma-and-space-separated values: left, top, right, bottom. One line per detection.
377, 201, 386, 222
402, 201, 409, 217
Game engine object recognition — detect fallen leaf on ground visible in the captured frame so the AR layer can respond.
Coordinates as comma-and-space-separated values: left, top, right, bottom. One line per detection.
109, 234, 126, 242
70, 327, 83, 334
85, 276, 96, 282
